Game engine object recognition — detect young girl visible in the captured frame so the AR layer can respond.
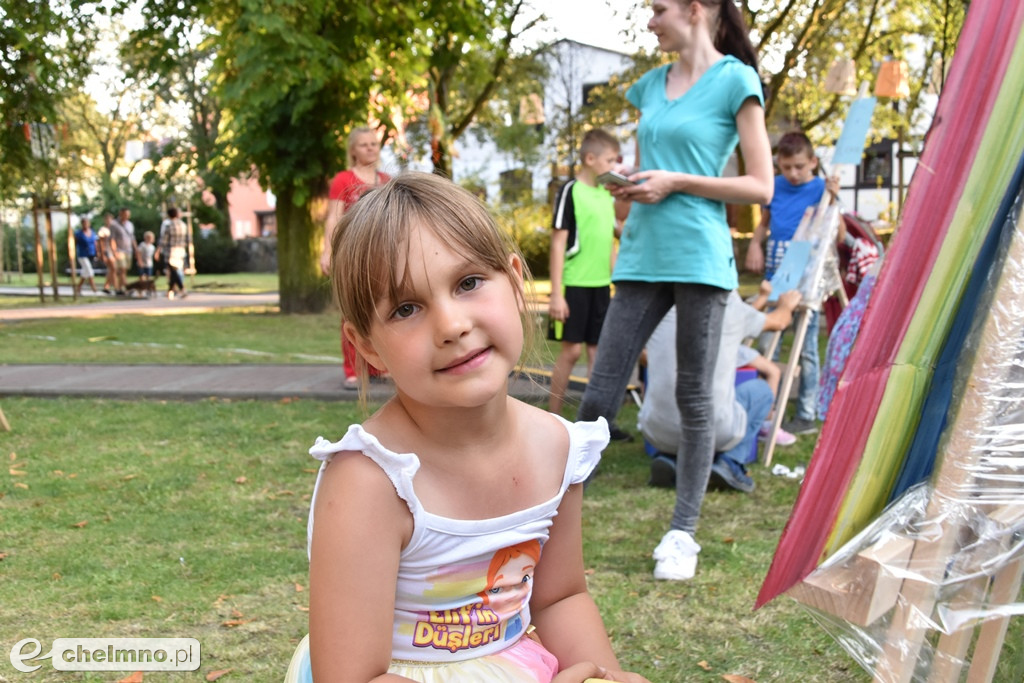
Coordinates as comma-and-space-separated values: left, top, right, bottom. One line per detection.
583, 0, 773, 582
301, 172, 648, 682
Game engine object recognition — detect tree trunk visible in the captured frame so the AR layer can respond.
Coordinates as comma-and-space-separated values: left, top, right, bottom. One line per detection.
432, 135, 452, 178
275, 186, 332, 314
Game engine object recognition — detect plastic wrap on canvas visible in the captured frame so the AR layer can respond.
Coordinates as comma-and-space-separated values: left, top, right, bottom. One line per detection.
786, 187, 1024, 683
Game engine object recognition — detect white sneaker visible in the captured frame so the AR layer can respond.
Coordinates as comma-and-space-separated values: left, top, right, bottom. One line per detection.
652, 529, 701, 581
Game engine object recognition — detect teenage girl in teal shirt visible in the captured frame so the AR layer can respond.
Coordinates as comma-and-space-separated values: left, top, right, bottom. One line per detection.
578, 0, 773, 582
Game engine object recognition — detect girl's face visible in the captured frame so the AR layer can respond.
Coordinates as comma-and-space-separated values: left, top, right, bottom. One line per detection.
484, 553, 534, 619
648, 0, 692, 52
348, 222, 525, 410
351, 133, 381, 167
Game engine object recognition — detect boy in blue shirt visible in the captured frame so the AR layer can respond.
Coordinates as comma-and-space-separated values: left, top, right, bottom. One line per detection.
548, 129, 621, 416
745, 131, 838, 436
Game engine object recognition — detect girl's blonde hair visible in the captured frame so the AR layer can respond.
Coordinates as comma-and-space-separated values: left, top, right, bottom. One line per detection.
330, 172, 539, 394
346, 126, 378, 168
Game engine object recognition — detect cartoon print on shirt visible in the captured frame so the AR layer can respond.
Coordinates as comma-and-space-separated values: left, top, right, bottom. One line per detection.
412, 540, 541, 653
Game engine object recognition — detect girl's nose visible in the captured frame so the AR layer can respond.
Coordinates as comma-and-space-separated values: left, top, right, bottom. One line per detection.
434, 302, 472, 345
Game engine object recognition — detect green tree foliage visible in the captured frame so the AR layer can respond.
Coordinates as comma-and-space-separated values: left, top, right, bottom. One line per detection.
410, 0, 538, 178
0, 0, 100, 203
119, 4, 231, 234
747, 0, 967, 147
555, 0, 966, 163
204, 0, 411, 312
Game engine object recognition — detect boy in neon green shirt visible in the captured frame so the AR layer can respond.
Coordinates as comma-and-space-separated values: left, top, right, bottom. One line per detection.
548, 129, 621, 415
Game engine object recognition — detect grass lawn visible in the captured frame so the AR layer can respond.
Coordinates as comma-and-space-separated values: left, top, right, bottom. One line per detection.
1, 311, 344, 365
0, 396, 872, 682
3, 273, 1019, 681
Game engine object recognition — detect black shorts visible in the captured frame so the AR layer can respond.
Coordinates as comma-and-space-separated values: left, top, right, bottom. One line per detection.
548, 285, 610, 345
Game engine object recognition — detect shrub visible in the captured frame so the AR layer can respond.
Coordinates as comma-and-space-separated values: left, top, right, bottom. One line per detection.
192, 229, 238, 274
492, 200, 552, 280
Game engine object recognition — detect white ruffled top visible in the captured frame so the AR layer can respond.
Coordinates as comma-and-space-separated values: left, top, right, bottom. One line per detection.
305, 415, 607, 664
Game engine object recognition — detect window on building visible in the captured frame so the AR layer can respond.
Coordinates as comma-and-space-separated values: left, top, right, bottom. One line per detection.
858, 140, 893, 188
582, 81, 609, 108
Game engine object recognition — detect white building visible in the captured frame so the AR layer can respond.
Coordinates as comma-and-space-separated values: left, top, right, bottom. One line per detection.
453, 39, 636, 202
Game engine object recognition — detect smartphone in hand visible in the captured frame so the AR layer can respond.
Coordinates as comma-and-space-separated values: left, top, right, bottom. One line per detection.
596, 171, 636, 186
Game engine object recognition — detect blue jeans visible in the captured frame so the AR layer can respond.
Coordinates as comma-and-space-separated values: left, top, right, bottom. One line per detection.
718, 379, 774, 466
578, 281, 728, 534
763, 308, 820, 421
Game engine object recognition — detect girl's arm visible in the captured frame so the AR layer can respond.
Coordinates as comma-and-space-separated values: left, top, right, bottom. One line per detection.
530, 484, 650, 683
622, 98, 774, 206
308, 451, 417, 683
745, 206, 771, 273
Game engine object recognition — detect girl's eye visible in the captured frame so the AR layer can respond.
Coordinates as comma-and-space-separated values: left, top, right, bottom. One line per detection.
458, 276, 482, 293
392, 303, 417, 319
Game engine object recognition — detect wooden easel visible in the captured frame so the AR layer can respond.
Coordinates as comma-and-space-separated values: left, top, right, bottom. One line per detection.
786, 223, 1024, 682
761, 184, 846, 465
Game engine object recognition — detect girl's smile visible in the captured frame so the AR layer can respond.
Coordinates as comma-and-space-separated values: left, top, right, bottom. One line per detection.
350, 221, 525, 409
437, 347, 492, 374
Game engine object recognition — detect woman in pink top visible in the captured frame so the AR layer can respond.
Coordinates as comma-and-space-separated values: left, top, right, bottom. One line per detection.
321, 127, 391, 388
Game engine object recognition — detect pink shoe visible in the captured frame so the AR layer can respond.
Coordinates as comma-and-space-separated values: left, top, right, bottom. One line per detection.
759, 422, 797, 447
774, 428, 797, 446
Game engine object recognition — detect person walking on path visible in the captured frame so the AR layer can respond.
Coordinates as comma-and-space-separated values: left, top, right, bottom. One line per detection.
577, 0, 773, 582
110, 207, 140, 296
73, 216, 99, 296
97, 214, 118, 295
155, 207, 189, 299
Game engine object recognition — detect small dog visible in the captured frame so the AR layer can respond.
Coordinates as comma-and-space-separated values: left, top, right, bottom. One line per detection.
125, 279, 157, 298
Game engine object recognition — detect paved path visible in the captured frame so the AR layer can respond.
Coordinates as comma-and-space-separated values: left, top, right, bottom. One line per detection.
0, 363, 550, 402
0, 286, 555, 403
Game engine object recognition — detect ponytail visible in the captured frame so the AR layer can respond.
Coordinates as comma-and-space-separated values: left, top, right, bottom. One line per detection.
712, 0, 758, 69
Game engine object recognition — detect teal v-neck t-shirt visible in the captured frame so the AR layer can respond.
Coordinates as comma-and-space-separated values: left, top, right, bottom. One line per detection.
615, 56, 763, 290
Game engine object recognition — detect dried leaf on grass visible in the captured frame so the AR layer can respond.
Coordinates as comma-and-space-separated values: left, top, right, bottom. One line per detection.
721, 675, 757, 683
698, 660, 713, 671
294, 582, 304, 592
118, 672, 144, 683
206, 669, 232, 681
221, 617, 252, 628
14, 482, 28, 489
234, 476, 247, 484
71, 520, 88, 528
